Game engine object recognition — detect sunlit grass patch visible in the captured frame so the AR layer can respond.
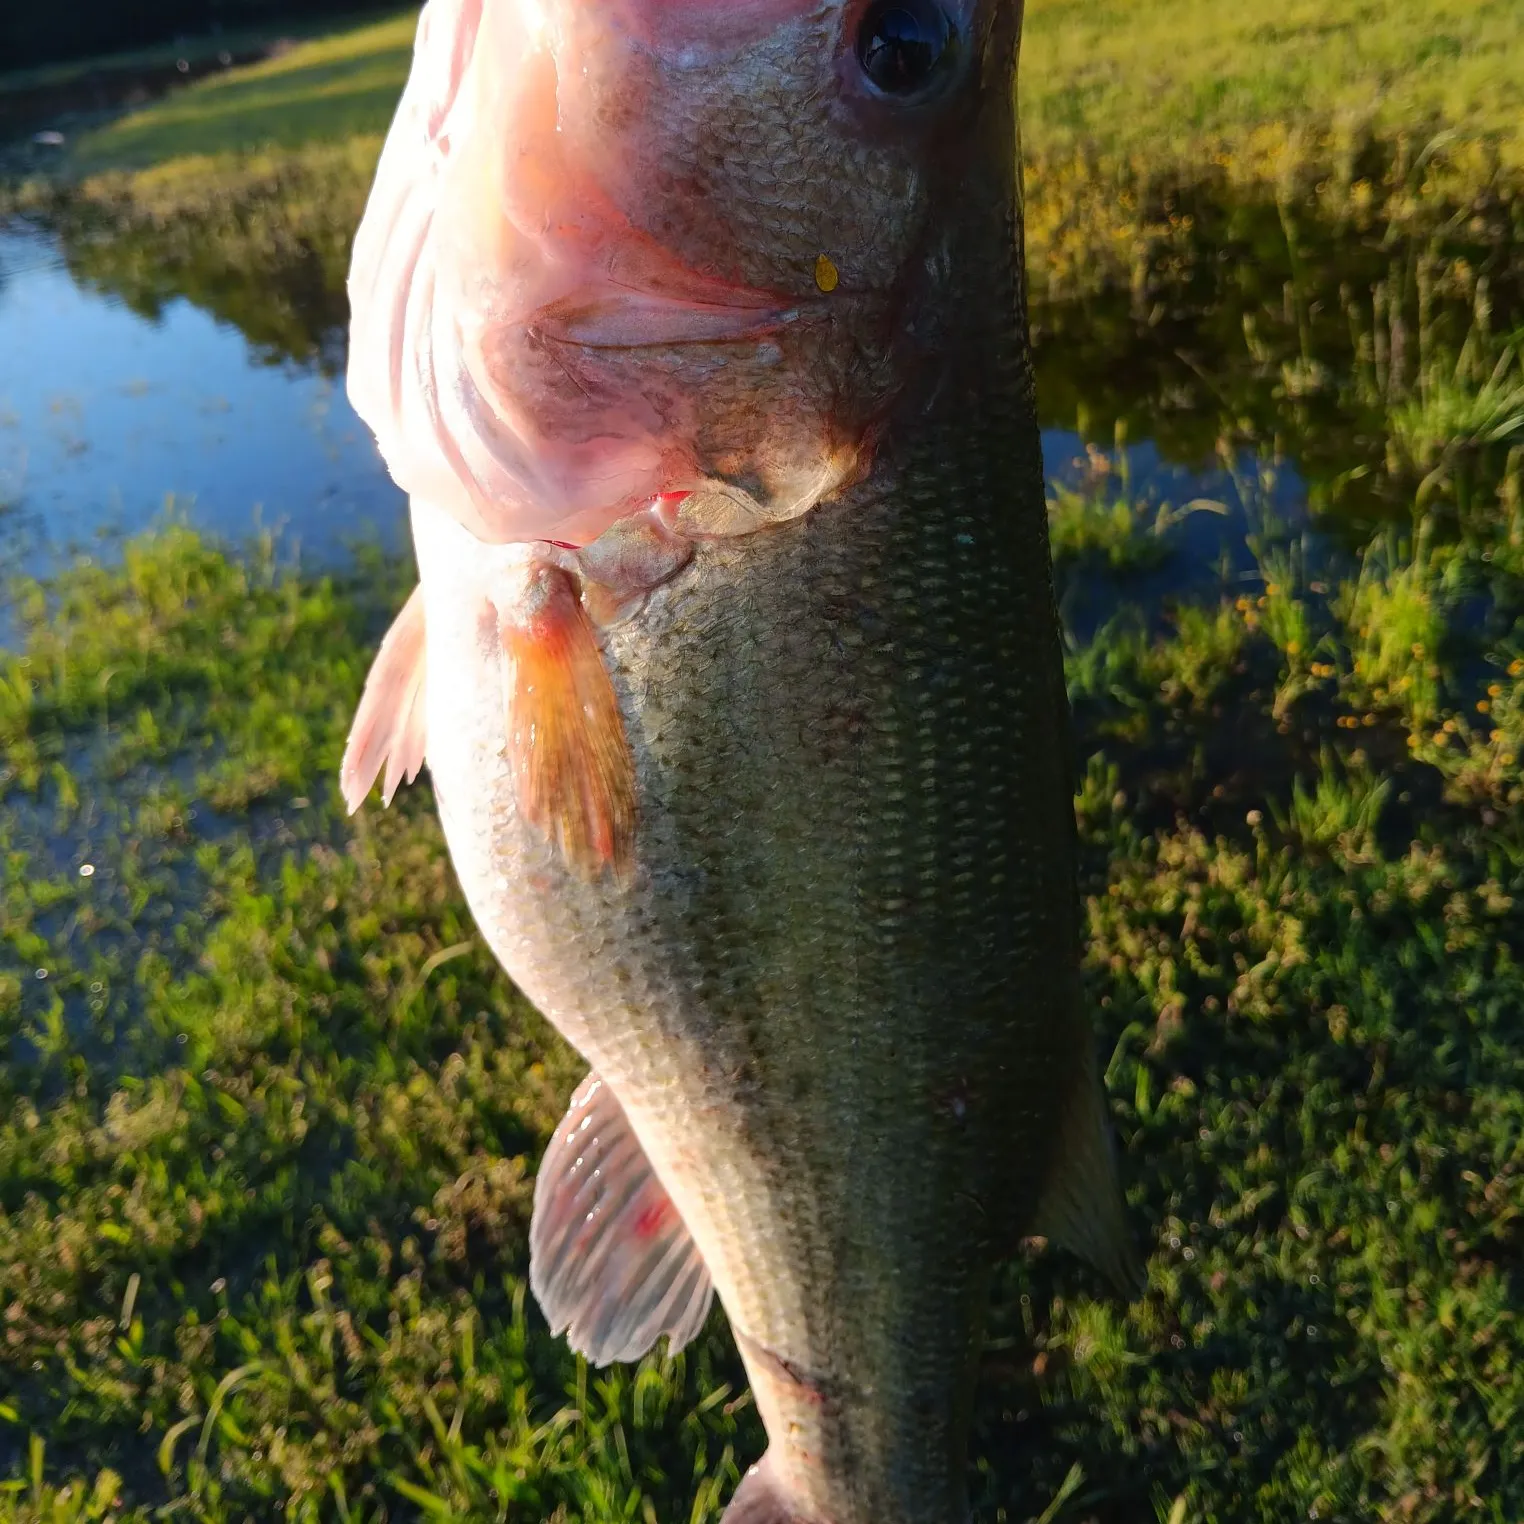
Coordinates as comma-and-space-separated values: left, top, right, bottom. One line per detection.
1021, 0, 1524, 171
1066, 598, 1251, 749
1332, 528, 1453, 741
1391, 330, 1524, 501
1241, 527, 1322, 725
1279, 748, 1391, 866
67, 9, 417, 173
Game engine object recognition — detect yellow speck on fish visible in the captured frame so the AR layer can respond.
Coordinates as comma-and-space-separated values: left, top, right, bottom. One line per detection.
814, 254, 839, 294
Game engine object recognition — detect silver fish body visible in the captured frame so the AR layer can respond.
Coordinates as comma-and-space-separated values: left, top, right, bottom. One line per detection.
412, 180, 1130, 1524
348, 2, 1137, 1518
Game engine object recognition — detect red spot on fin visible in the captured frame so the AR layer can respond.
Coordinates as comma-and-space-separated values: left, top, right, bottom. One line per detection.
633, 1198, 674, 1239
530, 1073, 714, 1367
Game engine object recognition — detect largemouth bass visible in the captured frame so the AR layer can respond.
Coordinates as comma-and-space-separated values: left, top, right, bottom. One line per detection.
342, 1, 1139, 1519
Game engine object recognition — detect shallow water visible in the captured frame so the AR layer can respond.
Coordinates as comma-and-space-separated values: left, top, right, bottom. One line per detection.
0, 223, 408, 587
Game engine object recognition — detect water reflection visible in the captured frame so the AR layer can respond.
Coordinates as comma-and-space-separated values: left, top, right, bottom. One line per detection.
0, 222, 406, 583
3, 214, 1279, 615
5, 165, 1518, 610
1032, 182, 1524, 537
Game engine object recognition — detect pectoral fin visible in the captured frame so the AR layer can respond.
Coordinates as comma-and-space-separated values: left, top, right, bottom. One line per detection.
1032, 1059, 1144, 1300
341, 586, 428, 814
530, 1073, 714, 1367
500, 564, 636, 878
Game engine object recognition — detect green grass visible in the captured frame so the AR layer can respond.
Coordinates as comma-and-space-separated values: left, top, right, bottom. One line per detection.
5, 2, 1524, 1517
1, 491, 1522, 1520
65, 9, 416, 174
43, 0, 1524, 180
1021, 0, 1524, 168
0, 14, 393, 100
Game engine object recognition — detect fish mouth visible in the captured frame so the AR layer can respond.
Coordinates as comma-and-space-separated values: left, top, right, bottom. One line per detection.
529, 286, 825, 353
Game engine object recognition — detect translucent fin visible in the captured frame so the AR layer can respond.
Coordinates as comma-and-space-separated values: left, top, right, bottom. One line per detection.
347, 0, 482, 464
530, 1073, 714, 1368
500, 564, 636, 879
340, 586, 428, 814
722, 1454, 809, 1524
1032, 1058, 1144, 1299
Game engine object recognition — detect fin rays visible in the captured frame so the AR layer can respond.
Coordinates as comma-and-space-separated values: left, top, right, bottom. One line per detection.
1032, 1060, 1144, 1299
530, 1073, 714, 1368
341, 586, 429, 813
501, 564, 636, 879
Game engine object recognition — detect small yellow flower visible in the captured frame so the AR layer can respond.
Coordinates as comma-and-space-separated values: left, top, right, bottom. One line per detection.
1509, 660, 1523, 678
1478, 700, 1492, 714
1443, 718, 1458, 733
1492, 729, 1504, 744
1488, 684, 1503, 699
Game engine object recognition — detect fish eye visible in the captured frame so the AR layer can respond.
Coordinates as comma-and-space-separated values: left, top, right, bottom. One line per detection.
854, 0, 955, 97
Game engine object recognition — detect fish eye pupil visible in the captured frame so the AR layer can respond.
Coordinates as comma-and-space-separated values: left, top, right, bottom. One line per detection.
856, 0, 954, 96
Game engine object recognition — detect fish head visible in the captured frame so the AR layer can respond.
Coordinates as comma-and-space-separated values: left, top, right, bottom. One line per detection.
348, 0, 1024, 546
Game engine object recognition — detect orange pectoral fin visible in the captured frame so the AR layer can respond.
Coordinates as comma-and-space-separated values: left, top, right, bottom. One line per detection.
500, 565, 636, 879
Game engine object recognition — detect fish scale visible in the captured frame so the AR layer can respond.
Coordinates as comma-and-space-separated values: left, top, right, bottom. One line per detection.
347, 1, 1137, 1517
413, 279, 1093, 1521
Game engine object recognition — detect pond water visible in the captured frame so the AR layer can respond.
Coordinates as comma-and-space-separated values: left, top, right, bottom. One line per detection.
0, 224, 409, 587
0, 215, 1298, 634
6, 173, 1520, 648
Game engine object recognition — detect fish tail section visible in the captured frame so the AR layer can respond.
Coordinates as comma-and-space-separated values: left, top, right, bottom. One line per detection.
500, 563, 636, 879
722, 1455, 813, 1524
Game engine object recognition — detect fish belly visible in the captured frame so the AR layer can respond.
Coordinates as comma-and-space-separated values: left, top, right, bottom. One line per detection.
413, 421, 1085, 1519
